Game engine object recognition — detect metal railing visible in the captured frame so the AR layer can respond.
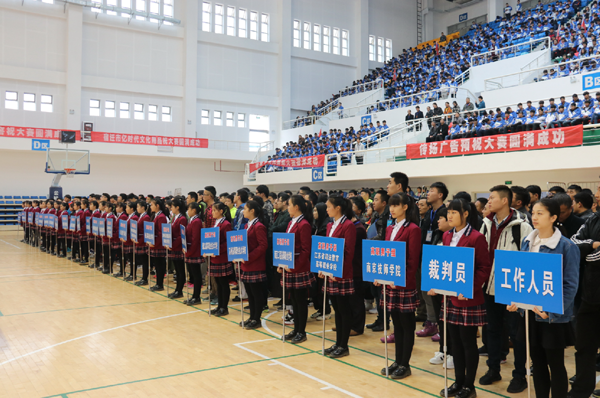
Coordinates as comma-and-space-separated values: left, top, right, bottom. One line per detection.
484, 54, 600, 91
454, 69, 470, 86
250, 141, 275, 163
207, 140, 273, 153
283, 115, 319, 130
315, 99, 339, 116
520, 50, 551, 72
471, 37, 550, 66
339, 80, 384, 97
357, 88, 383, 106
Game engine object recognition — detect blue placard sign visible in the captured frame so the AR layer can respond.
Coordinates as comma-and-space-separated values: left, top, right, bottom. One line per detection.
362, 240, 406, 286
494, 250, 564, 314
421, 245, 475, 298
76, 217, 80, 232
144, 221, 154, 245
86, 217, 91, 234
106, 218, 113, 238
162, 224, 172, 249
92, 218, 99, 235
583, 71, 600, 90
180, 225, 186, 252
131, 220, 138, 243
98, 218, 105, 237
201, 227, 220, 256
273, 232, 295, 269
28, 212, 33, 224
310, 235, 344, 278
61, 214, 69, 231
53, 215, 58, 229
119, 220, 128, 241
226, 230, 248, 262
44, 214, 50, 228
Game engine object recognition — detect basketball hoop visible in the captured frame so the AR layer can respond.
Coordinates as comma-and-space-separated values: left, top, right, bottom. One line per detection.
64, 168, 76, 178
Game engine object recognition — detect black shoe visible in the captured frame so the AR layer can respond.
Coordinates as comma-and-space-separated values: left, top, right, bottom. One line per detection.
244, 305, 250, 310
440, 382, 462, 397
58, 254, 65, 258
184, 297, 201, 306
284, 331, 298, 341
232, 296, 241, 302
291, 333, 307, 344
478, 345, 488, 356
329, 347, 349, 358
456, 387, 476, 398
150, 285, 164, 292
244, 320, 261, 330
232, 285, 239, 291
479, 369, 502, 385
390, 365, 411, 380
79, 260, 88, 265
507, 377, 527, 393
102, 269, 110, 274
323, 345, 338, 355
168, 291, 183, 299
113, 272, 123, 278
135, 279, 149, 286
381, 362, 400, 375
366, 322, 381, 329
239, 319, 251, 327
214, 308, 229, 317
592, 389, 600, 398
569, 375, 576, 385
125, 275, 134, 281
51, 252, 57, 256
372, 324, 388, 332
150, 270, 155, 276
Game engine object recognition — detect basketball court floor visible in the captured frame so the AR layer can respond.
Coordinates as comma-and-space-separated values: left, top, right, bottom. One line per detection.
0, 230, 577, 398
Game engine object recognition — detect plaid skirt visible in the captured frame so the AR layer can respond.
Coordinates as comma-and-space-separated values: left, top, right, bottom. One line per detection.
71, 235, 79, 242
123, 245, 134, 254
135, 245, 148, 255
383, 288, 419, 313
241, 270, 267, 283
282, 271, 315, 289
324, 278, 355, 296
185, 256, 203, 264
169, 250, 184, 260
150, 248, 166, 257
209, 261, 234, 277
441, 300, 487, 327
57, 232, 66, 238
111, 242, 121, 250
79, 235, 89, 242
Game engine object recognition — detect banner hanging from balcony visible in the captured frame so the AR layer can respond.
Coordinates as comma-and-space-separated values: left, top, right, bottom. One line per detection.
406, 125, 583, 160
249, 155, 326, 174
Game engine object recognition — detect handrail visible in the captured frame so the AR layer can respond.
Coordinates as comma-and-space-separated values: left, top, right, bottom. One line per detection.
484, 53, 600, 91
251, 141, 275, 163
520, 50, 550, 72
471, 37, 549, 66
356, 88, 383, 106
339, 80, 384, 97
283, 115, 319, 130
208, 140, 273, 152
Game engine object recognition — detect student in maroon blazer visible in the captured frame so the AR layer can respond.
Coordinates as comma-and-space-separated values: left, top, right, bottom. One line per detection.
377, 193, 423, 380
184, 202, 203, 305
48, 200, 58, 255
322, 196, 356, 359
70, 201, 82, 262
56, 202, 69, 257
240, 200, 268, 330
208, 202, 234, 316
39, 200, 48, 251
148, 198, 169, 291
122, 202, 139, 281
79, 199, 91, 264
113, 202, 128, 276
279, 195, 315, 343
89, 201, 102, 269
168, 198, 188, 299
429, 198, 491, 398
102, 203, 117, 274
135, 201, 152, 286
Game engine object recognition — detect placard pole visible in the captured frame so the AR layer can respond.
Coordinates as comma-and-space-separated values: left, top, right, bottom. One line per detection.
133, 244, 136, 281
320, 272, 333, 355
383, 284, 389, 378
64, 230, 68, 260
185, 259, 190, 303
525, 309, 531, 398
93, 235, 96, 268
238, 261, 244, 328
147, 245, 152, 291
443, 294, 448, 398
78, 230, 82, 262
122, 242, 126, 280
281, 268, 286, 342
208, 256, 212, 317
166, 248, 170, 296
109, 241, 113, 275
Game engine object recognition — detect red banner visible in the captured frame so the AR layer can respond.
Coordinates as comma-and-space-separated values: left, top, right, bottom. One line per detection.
0, 125, 208, 149
406, 125, 583, 160
249, 155, 325, 174
90, 131, 208, 148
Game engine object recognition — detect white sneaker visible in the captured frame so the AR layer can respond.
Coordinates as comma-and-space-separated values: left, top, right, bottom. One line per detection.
443, 355, 455, 369
364, 299, 374, 311
368, 308, 378, 314
316, 313, 331, 321
430, 352, 445, 365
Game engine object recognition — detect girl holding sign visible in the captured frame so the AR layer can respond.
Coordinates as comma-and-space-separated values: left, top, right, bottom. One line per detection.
103, 203, 117, 274
135, 201, 151, 286
114, 202, 128, 276
123, 202, 139, 281
378, 193, 422, 379
149, 198, 169, 291
430, 198, 491, 398
183, 202, 203, 305
240, 200, 268, 330
507, 198, 579, 398
168, 198, 188, 299
280, 195, 315, 343
208, 202, 234, 315
79, 199, 91, 265
57, 202, 69, 258
322, 196, 356, 359
49, 200, 57, 255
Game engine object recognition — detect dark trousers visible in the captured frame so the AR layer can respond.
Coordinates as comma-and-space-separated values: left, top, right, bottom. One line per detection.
188, 263, 202, 299
432, 294, 451, 355
95, 240, 103, 267
571, 301, 600, 398
152, 256, 166, 287
349, 276, 365, 334
124, 252, 134, 276
215, 276, 231, 309
246, 282, 265, 322
312, 275, 330, 314
113, 247, 122, 272
137, 253, 148, 281
391, 311, 416, 367
484, 293, 526, 378
530, 337, 568, 398
50, 235, 56, 253
330, 295, 352, 349
173, 259, 185, 293
371, 284, 390, 326
290, 288, 309, 334
80, 240, 89, 262
448, 324, 479, 389
102, 245, 113, 271
57, 236, 66, 256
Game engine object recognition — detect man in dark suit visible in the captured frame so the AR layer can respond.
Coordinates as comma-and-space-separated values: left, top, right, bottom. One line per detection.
414, 106, 424, 131
405, 109, 415, 132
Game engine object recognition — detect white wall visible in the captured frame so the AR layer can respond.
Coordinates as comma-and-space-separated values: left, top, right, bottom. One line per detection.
430, 0, 488, 38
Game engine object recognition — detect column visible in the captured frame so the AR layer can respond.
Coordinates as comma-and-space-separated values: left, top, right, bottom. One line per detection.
182, 0, 198, 138
65, 4, 83, 130
277, 0, 292, 134
355, 0, 369, 79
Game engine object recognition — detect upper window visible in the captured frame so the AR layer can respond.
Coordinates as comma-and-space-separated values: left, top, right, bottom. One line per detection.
163, 0, 174, 19
226, 6, 236, 36
41, 95, 53, 113
121, 0, 131, 17
332, 28, 340, 55
135, 0, 146, 21
105, 101, 116, 117
238, 9, 247, 38
293, 20, 300, 48
303, 22, 311, 50
5, 91, 18, 110
120, 102, 130, 118
323, 26, 330, 53
214, 4, 224, 34
149, 104, 158, 121
226, 111, 234, 127
369, 36, 375, 61
341, 30, 349, 57
90, 99, 100, 116
201, 109, 210, 125
260, 13, 269, 42
106, 0, 117, 15
23, 93, 36, 112
250, 11, 258, 40
237, 113, 246, 128
313, 24, 321, 52
213, 110, 222, 126
161, 106, 172, 122
134, 103, 144, 120
377, 37, 383, 62
385, 39, 392, 62
202, 2, 212, 32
